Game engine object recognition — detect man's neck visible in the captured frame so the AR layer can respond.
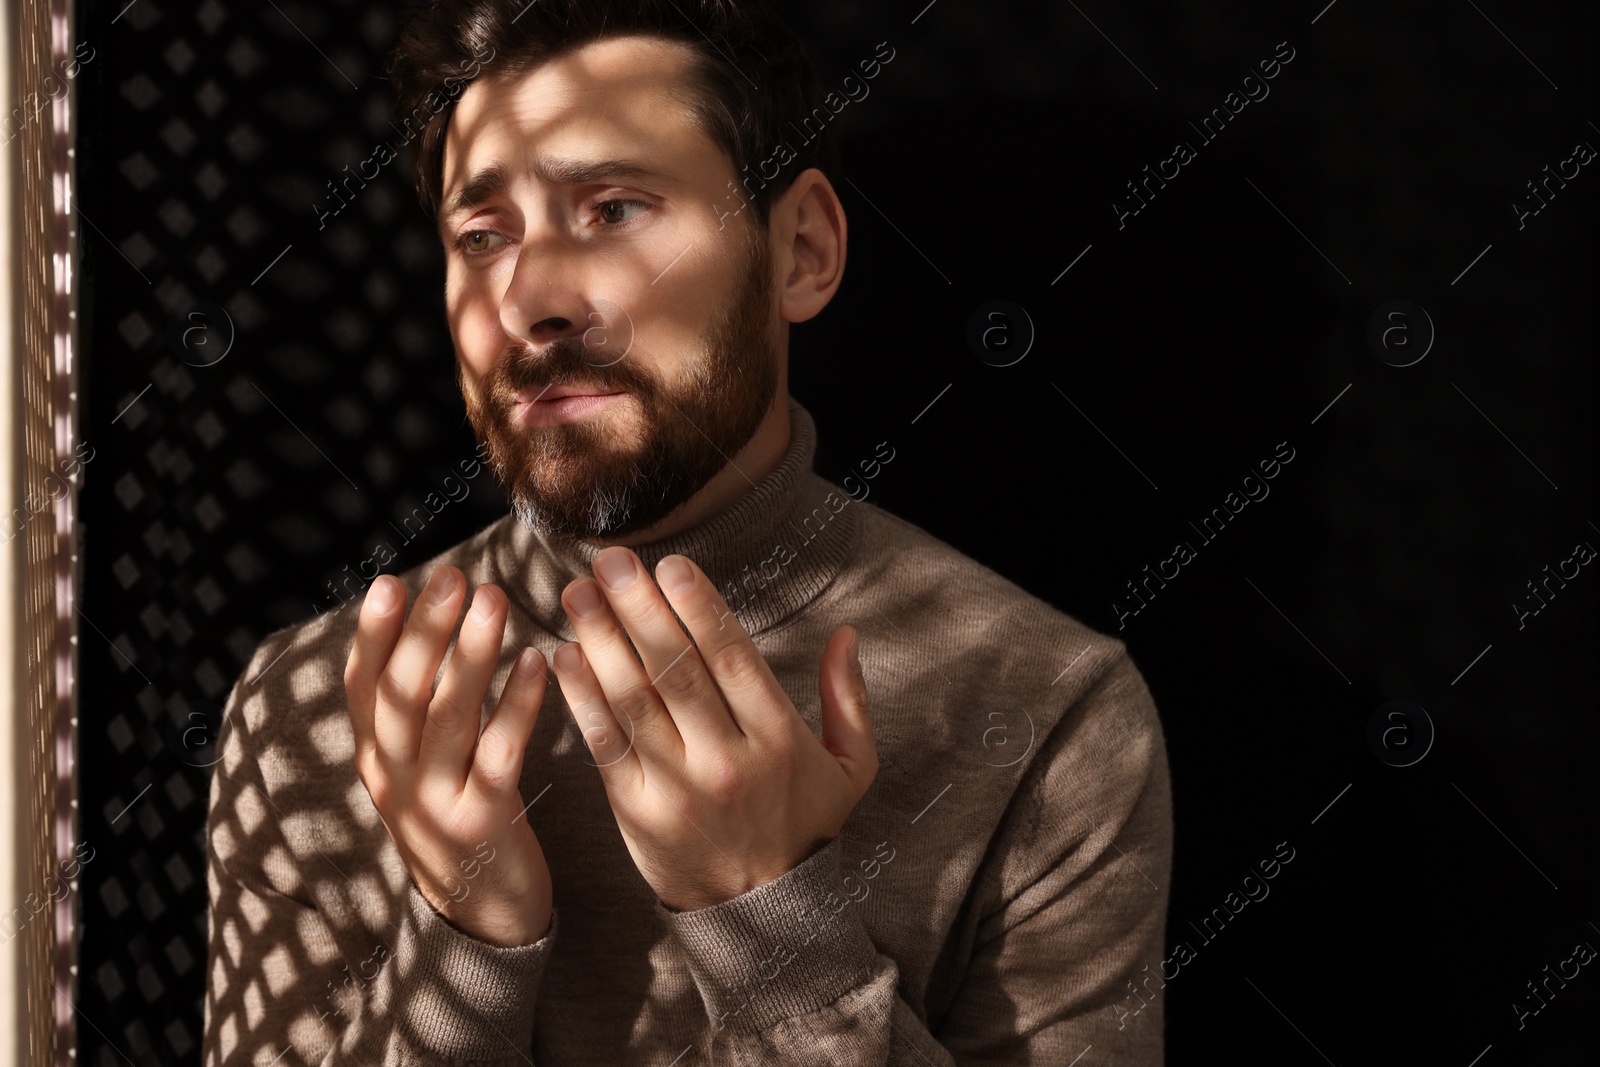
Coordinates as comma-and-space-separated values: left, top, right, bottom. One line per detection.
596, 389, 793, 548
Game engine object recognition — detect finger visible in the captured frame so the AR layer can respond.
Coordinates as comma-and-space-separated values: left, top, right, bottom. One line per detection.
652, 553, 792, 742
590, 547, 742, 752
374, 565, 467, 767
550, 640, 649, 786
344, 575, 408, 768
819, 625, 878, 795
419, 582, 510, 793
560, 576, 682, 763
467, 645, 549, 813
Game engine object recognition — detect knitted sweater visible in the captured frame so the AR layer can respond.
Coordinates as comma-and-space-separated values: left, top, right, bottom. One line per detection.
202, 396, 1173, 1065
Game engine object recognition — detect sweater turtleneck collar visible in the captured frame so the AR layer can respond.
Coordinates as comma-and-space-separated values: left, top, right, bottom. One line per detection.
488, 395, 860, 640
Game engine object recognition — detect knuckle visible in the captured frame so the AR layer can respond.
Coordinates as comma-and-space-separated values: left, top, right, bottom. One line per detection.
375, 670, 422, 712
711, 643, 765, 690
361, 767, 394, 812
472, 726, 518, 782
343, 656, 363, 697
345, 656, 378, 705
471, 761, 510, 798
703, 756, 746, 803
611, 683, 659, 727
427, 690, 476, 732
653, 652, 710, 704
852, 676, 871, 708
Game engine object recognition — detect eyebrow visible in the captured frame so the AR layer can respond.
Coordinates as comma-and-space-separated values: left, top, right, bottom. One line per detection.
439, 156, 683, 230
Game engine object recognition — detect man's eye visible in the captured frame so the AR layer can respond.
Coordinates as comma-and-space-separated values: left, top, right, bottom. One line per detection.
457, 230, 506, 255
597, 199, 649, 225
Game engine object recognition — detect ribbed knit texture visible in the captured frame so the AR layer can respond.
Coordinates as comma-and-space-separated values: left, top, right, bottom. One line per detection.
393, 882, 555, 1056
658, 837, 880, 1033
202, 396, 1173, 1065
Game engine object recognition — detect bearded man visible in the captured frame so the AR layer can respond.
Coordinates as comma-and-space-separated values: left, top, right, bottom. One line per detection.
202, 2, 1172, 1063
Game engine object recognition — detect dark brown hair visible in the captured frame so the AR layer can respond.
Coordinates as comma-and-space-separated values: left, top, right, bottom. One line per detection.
387, 0, 842, 229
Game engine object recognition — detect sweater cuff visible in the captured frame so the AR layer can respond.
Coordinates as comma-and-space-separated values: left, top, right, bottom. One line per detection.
393, 880, 554, 1058
658, 837, 878, 1033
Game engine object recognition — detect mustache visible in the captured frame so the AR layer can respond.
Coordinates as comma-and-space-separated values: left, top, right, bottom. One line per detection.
489, 335, 649, 398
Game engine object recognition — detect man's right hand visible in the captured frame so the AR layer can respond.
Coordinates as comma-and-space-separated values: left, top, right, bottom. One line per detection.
344, 565, 553, 947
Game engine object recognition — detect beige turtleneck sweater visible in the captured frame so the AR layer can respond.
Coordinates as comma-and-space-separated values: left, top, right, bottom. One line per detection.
202, 396, 1173, 1065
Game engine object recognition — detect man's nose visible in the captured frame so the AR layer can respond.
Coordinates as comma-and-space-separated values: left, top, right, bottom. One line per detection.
497, 235, 593, 349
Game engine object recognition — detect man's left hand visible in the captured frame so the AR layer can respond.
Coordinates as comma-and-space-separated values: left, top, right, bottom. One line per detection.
552, 547, 877, 912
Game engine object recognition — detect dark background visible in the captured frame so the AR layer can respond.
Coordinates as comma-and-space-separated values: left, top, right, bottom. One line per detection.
70, 0, 1595, 1062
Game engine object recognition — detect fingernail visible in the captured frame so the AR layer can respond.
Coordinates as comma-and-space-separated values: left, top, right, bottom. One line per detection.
657, 555, 694, 596
848, 630, 861, 672
426, 567, 459, 605
554, 642, 583, 675
367, 579, 397, 616
594, 549, 636, 591
518, 646, 542, 674
566, 580, 603, 619
469, 587, 497, 622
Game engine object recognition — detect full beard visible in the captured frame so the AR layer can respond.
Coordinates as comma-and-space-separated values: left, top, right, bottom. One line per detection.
460, 226, 778, 543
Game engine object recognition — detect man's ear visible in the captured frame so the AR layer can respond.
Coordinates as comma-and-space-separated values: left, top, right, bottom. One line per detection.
771, 168, 847, 324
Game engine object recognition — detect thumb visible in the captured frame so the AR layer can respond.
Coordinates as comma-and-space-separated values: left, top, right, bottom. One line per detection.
819, 625, 877, 793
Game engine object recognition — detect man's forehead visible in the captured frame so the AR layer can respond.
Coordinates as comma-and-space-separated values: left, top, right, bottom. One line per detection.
442, 36, 706, 190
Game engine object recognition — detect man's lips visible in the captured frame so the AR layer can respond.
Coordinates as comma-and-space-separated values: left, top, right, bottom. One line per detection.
514, 383, 626, 404
511, 385, 628, 427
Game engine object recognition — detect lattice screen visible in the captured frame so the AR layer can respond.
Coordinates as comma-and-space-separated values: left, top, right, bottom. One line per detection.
72, 2, 508, 1062
7, 0, 82, 1063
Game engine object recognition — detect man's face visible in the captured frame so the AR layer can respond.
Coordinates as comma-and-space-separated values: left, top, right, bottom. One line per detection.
440, 36, 779, 542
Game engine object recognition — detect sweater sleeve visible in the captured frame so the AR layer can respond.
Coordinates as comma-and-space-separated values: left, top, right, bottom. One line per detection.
659, 836, 951, 1064
658, 648, 1173, 1064
201, 641, 556, 1066
935, 649, 1174, 1063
